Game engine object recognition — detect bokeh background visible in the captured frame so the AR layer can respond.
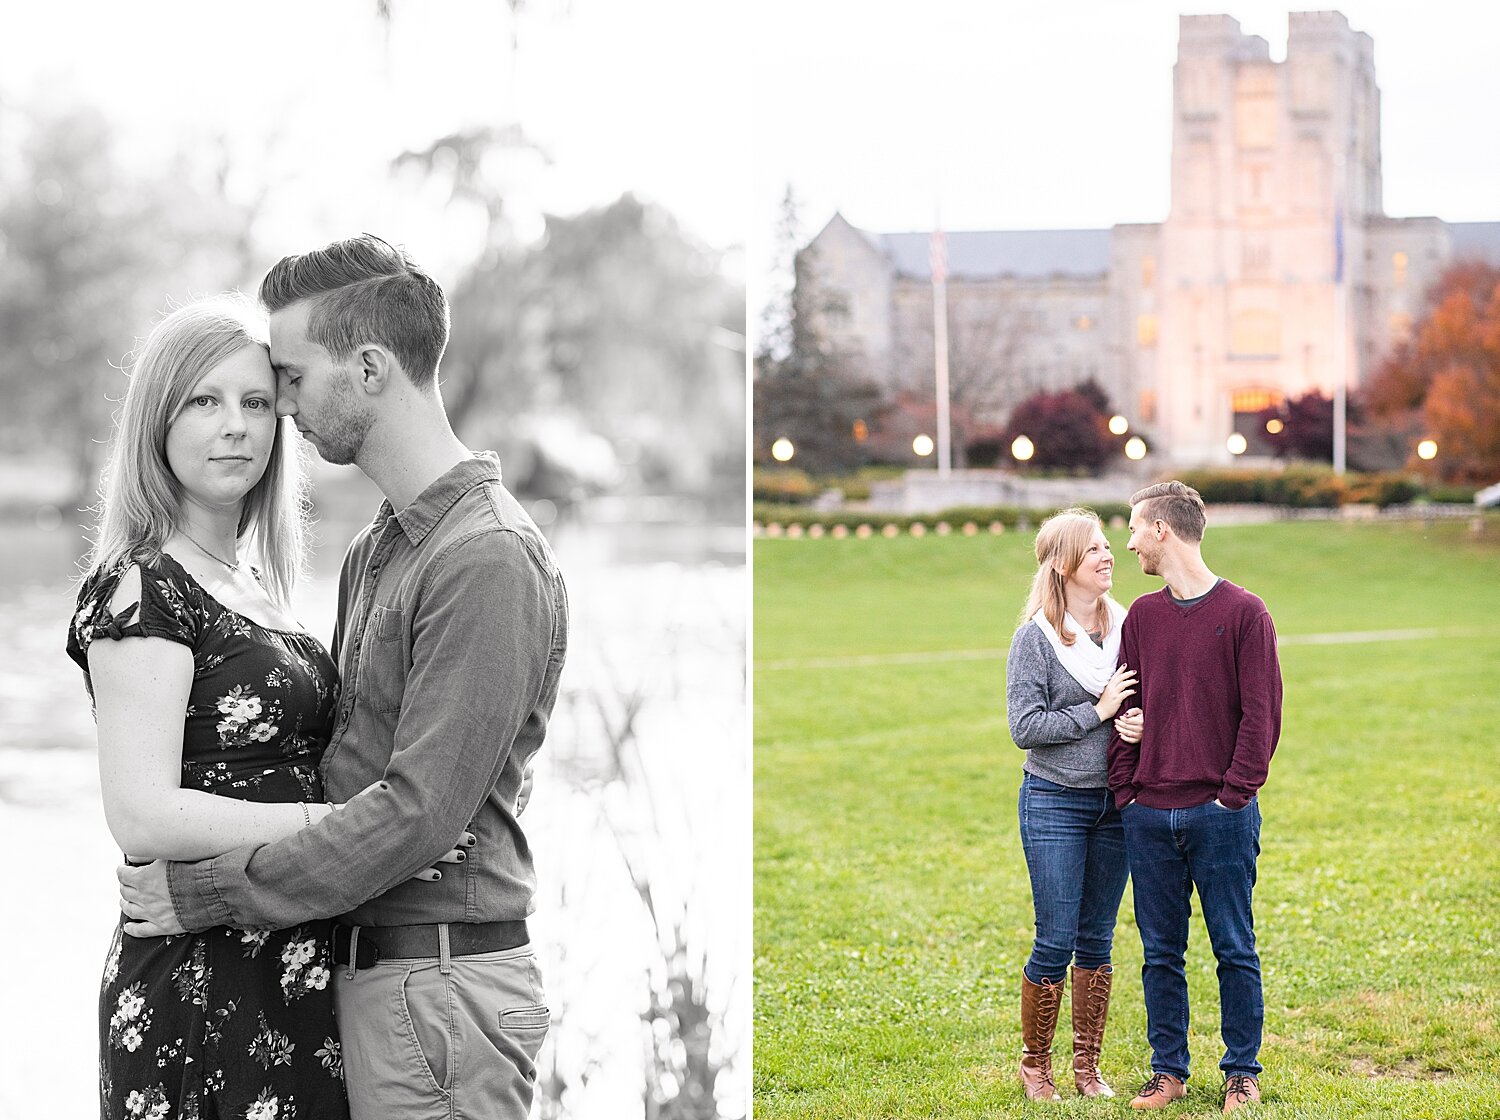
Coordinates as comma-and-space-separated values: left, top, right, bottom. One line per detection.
0, 2, 747, 1117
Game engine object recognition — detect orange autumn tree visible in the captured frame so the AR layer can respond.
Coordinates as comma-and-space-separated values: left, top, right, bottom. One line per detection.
1364, 260, 1500, 484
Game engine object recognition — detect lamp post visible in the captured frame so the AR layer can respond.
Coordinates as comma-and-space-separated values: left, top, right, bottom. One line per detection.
771, 437, 795, 463
1124, 437, 1147, 462
1227, 433, 1248, 457
1417, 439, 1437, 462
913, 433, 935, 459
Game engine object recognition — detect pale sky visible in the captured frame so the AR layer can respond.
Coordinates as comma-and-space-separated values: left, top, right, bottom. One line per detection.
0, 0, 748, 284
750, 0, 1500, 323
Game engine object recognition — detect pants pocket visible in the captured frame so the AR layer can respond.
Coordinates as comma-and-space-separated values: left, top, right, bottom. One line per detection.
399, 963, 454, 1095
497, 1004, 550, 1083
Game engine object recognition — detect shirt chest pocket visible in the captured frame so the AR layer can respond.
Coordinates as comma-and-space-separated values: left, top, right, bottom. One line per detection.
359, 605, 409, 714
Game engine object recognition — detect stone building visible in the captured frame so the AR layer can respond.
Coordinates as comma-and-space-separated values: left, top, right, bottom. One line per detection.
800, 11, 1500, 465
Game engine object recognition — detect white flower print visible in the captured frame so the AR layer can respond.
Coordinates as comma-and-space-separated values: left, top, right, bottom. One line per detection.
251, 722, 277, 742
121, 1025, 144, 1052
315, 1036, 343, 1079
305, 965, 330, 991
241, 929, 273, 957
281, 939, 317, 969
118, 985, 146, 1021
217, 687, 262, 722
103, 931, 123, 987
245, 1093, 280, 1120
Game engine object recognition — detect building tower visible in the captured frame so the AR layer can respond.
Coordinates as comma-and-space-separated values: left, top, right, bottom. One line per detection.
1156, 11, 1380, 463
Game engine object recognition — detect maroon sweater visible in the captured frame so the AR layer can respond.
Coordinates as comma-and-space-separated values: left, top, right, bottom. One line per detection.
1107, 579, 1282, 810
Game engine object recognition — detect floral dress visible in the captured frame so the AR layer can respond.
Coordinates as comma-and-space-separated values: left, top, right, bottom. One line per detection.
67, 553, 349, 1120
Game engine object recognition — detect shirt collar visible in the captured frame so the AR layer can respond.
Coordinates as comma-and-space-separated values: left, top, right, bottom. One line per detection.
373, 452, 503, 546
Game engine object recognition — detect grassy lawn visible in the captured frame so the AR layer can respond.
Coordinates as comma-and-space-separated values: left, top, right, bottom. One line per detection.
754, 519, 1500, 1119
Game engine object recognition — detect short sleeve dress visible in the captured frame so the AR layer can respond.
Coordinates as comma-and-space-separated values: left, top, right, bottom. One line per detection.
67, 552, 350, 1120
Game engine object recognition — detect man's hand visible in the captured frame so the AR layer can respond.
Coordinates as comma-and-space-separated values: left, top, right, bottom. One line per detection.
515, 767, 535, 816
118, 861, 186, 939
1115, 706, 1144, 744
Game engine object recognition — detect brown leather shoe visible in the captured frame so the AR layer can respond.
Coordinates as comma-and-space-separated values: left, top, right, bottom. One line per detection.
1129, 1072, 1187, 1109
1222, 1074, 1260, 1113
1070, 964, 1114, 1097
1019, 973, 1064, 1101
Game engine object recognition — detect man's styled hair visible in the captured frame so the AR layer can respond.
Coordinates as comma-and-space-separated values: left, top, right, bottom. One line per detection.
259, 234, 450, 390
1130, 480, 1207, 543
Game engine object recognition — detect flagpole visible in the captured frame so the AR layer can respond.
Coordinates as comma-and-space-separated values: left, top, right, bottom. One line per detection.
931, 215, 952, 477
1332, 169, 1347, 475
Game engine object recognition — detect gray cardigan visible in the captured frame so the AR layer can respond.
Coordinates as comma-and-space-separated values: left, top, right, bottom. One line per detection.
1005, 621, 1112, 789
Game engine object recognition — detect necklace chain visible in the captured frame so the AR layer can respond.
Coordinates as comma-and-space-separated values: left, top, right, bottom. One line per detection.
179, 528, 240, 574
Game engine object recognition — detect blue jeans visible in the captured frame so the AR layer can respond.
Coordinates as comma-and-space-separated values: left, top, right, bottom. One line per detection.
1122, 799, 1263, 1082
1017, 772, 1130, 984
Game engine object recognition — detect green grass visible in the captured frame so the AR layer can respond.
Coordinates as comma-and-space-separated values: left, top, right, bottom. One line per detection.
754, 520, 1500, 1119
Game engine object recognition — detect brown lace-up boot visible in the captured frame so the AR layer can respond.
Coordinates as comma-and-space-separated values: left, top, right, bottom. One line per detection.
1019, 973, 1065, 1101
1070, 964, 1115, 1097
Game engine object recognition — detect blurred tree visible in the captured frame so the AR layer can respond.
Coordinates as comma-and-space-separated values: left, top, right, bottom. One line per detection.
396, 130, 742, 505
754, 192, 885, 474
1363, 260, 1500, 482
1001, 386, 1115, 473
0, 103, 256, 508
895, 297, 1034, 468
1255, 390, 1336, 462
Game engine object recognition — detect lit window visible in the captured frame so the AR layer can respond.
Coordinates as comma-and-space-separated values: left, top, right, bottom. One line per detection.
1137, 314, 1159, 348
1141, 257, 1157, 287
1392, 252, 1408, 286
1075, 315, 1093, 331
1231, 388, 1282, 413
1139, 391, 1157, 423
1389, 311, 1413, 342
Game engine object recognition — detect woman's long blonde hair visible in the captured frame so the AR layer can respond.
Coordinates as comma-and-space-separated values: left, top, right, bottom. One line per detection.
84, 298, 308, 609
1019, 507, 1119, 646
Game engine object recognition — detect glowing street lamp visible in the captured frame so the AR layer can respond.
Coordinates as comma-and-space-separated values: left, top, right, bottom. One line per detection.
1265, 418, 1284, 434
1108, 415, 1129, 436
1417, 439, 1438, 461
1227, 433, 1249, 456
913, 433, 935, 457
1124, 437, 1147, 461
771, 437, 795, 463
1011, 435, 1035, 463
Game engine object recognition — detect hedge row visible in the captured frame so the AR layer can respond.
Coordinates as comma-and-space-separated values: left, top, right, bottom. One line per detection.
752, 502, 1131, 531
1171, 467, 1475, 508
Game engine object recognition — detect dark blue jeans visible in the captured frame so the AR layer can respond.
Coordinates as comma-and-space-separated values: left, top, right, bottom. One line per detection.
1122, 799, 1263, 1082
1017, 772, 1130, 984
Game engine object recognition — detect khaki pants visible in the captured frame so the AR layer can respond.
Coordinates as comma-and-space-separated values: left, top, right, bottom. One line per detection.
334, 939, 550, 1120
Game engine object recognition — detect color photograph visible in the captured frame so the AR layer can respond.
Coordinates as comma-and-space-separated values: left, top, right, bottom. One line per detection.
753, 2, 1500, 1116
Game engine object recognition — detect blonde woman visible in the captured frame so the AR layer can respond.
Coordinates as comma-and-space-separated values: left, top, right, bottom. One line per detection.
66, 300, 352, 1119
1005, 508, 1140, 1102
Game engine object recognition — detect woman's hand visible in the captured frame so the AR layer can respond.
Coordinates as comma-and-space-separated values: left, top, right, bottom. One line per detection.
1094, 664, 1138, 721
1114, 706, 1144, 744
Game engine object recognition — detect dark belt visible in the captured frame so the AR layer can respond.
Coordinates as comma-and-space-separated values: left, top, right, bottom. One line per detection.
331, 920, 529, 970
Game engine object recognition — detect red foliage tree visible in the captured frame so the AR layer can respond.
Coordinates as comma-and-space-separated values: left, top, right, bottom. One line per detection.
1363, 260, 1500, 483
1001, 388, 1115, 473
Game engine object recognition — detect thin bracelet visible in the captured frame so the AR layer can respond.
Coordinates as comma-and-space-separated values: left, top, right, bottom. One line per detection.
300, 802, 311, 828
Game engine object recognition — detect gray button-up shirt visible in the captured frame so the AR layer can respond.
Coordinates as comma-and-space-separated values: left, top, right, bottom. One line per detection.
168, 453, 569, 931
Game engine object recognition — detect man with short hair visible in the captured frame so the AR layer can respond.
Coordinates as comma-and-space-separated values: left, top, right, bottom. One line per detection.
1109, 481, 1281, 1114
120, 234, 569, 1118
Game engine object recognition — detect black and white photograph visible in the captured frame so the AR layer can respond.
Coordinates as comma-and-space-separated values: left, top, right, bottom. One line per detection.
0, 2, 746, 1118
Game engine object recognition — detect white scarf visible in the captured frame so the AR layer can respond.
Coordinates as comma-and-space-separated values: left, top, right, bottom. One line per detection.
1032, 598, 1127, 697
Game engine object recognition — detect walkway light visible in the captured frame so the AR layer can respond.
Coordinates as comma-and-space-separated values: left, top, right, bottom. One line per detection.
1417, 439, 1437, 461
1011, 435, 1035, 462
1124, 437, 1147, 461
1227, 433, 1248, 456
771, 437, 795, 463
913, 433, 935, 457
1108, 415, 1129, 436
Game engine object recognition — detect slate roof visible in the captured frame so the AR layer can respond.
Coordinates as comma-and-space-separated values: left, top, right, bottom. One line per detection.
877, 228, 1114, 281
1448, 222, 1500, 265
